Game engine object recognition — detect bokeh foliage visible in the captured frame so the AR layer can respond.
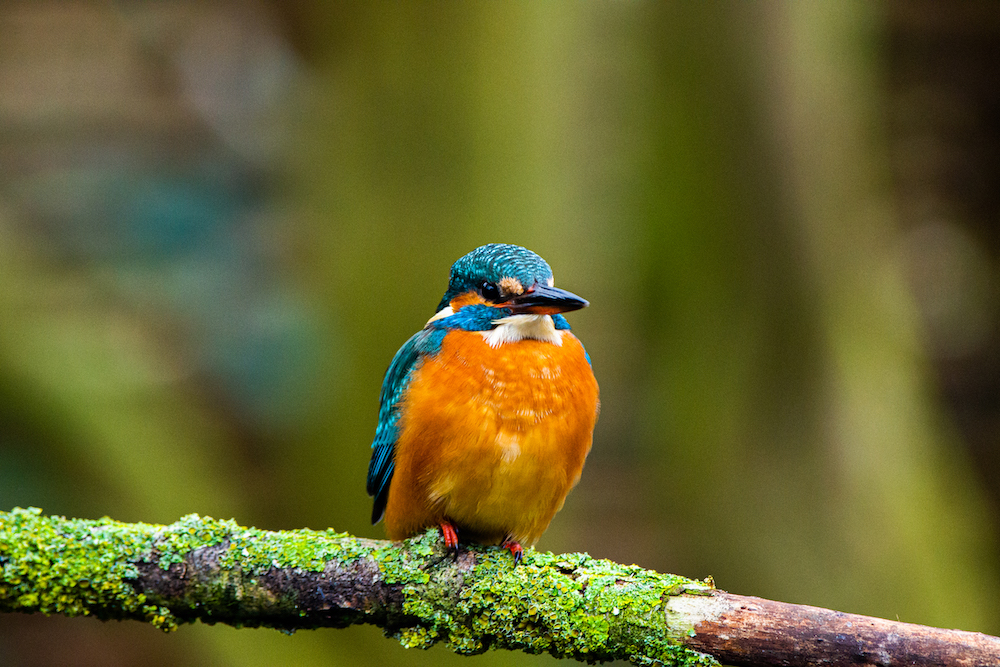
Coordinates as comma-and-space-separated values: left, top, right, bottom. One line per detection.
0, 2, 997, 665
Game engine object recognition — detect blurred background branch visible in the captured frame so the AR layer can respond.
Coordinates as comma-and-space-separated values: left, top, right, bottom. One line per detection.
1, 1, 999, 666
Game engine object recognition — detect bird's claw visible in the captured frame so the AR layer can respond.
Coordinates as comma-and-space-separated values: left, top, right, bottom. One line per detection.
439, 522, 460, 559
502, 539, 524, 565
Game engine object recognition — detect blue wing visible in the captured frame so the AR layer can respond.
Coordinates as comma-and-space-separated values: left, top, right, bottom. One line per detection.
367, 327, 451, 524
367, 332, 422, 523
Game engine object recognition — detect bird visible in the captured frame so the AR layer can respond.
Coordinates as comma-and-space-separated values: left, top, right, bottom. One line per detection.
366, 243, 599, 563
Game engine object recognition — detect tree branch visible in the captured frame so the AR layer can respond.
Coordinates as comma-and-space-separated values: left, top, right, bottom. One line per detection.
1, 508, 997, 666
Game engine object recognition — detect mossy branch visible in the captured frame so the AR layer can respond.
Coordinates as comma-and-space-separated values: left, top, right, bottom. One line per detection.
2, 509, 998, 667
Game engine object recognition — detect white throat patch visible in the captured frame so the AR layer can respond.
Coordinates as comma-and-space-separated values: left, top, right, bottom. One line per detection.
481, 314, 563, 348
426, 305, 454, 326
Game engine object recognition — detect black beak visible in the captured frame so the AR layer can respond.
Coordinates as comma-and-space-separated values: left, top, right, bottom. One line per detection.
507, 284, 589, 315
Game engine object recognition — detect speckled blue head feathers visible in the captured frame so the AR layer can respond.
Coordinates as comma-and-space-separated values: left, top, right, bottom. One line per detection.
437, 244, 554, 312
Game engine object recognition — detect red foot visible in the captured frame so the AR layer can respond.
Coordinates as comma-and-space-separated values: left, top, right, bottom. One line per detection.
439, 522, 459, 554
502, 539, 524, 565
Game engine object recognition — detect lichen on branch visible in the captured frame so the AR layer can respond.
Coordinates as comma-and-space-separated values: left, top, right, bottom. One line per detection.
0, 508, 718, 666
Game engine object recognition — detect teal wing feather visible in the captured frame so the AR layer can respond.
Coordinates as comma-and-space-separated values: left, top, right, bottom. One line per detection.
367, 328, 447, 524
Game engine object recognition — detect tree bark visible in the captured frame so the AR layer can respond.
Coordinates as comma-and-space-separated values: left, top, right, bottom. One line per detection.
1, 508, 997, 666
685, 592, 1000, 666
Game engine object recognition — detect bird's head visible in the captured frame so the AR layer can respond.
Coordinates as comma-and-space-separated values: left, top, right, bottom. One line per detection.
436, 243, 588, 316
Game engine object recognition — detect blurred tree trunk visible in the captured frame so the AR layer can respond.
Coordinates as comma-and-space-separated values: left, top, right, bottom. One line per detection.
636, 0, 1000, 633
885, 0, 1000, 540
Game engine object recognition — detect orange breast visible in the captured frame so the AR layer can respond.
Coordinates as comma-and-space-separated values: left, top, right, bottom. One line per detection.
383, 328, 599, 546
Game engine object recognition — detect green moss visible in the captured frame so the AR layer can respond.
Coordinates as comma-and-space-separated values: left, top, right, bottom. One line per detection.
154, 514, 235, 567
1, 510, 718, 665
0, 507, 172, 627
379, 529, 718, 666
213, 523, 355, 573
0, 509, 364, 630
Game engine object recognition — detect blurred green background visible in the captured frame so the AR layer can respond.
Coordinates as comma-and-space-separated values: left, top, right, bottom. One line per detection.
2, 1, 1000, 665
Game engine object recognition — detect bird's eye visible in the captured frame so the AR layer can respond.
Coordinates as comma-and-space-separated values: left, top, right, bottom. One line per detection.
481, 281, 501, 302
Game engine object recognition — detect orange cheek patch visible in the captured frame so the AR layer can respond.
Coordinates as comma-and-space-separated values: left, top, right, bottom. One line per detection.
450, 291, 488, 309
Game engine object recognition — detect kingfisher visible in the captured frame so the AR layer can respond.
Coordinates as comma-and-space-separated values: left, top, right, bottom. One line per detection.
366, 243, 599, 562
